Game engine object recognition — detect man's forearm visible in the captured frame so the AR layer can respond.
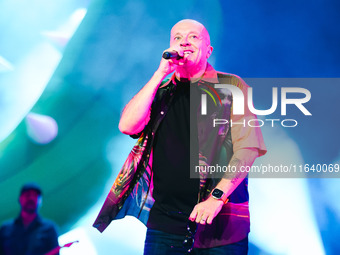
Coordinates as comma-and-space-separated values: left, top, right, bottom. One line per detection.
190, 148, 260, 224
214, 148, 259, 198
118, 71, 167, 135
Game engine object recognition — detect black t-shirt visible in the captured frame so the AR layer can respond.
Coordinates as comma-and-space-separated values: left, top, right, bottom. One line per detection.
147, 79, 200, 235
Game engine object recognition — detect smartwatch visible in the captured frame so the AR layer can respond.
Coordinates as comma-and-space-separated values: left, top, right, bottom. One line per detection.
211, 188, 229, 204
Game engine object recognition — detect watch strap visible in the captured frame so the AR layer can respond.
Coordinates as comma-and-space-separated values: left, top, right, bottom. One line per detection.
211, 189, 229, 204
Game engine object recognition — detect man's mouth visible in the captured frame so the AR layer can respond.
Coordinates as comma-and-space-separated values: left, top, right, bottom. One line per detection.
183, 50, 193, 55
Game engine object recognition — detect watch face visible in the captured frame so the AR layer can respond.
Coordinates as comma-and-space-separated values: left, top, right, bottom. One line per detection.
212, 189, 224, 199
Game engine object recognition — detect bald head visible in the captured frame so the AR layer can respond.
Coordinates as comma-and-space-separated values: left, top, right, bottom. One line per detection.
171, 19, 211, 46
168, 19, 213, 78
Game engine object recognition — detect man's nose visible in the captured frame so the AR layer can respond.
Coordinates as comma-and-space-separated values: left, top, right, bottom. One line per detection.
180, 37, 191, 46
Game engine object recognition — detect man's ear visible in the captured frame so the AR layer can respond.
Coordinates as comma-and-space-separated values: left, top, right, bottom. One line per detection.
37, 195, 42, 208
207, 45, 213, 58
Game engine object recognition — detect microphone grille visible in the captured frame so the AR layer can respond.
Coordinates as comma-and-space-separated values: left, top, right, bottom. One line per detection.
162, 52, 171, 59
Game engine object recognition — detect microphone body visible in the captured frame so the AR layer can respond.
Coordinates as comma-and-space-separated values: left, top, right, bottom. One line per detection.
162, 51, 182, 60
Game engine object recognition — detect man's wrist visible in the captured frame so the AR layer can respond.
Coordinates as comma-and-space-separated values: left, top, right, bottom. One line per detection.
210, 188, 229, 204
154, 69, 170, 80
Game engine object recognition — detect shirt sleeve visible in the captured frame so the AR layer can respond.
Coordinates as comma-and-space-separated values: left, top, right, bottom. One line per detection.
230, 76, 267, 156
45, 222, 60, 255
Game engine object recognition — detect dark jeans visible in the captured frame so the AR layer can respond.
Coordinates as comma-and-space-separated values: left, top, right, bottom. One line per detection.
192, 237, 248, 255
143, 228, 248, 255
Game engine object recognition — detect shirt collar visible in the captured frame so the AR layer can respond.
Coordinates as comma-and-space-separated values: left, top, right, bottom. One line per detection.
15, 214, 42, 226
170, 63, 219, 85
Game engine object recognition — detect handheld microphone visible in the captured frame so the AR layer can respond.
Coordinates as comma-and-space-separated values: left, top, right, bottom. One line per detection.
162, 51, 182, 60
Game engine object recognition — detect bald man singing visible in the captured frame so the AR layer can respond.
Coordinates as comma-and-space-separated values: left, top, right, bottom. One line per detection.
93, 19, 266, 255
